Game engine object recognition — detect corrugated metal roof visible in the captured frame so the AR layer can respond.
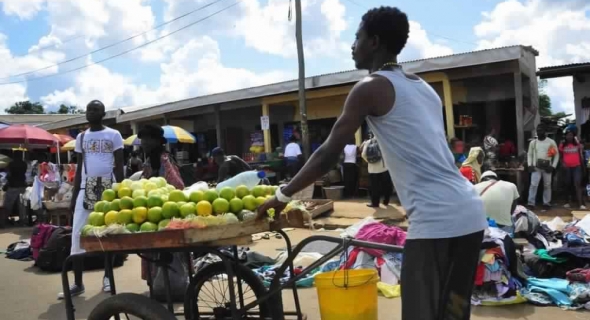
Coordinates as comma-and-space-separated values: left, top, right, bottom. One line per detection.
0, 114, 80, 125
538, 62, 590, 71
37, 110, 120, 131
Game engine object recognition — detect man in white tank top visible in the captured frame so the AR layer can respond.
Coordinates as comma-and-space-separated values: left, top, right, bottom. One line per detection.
258, 6, 487, 319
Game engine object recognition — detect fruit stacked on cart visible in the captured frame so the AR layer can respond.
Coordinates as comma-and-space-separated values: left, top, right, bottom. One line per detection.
81, 177, 293, 237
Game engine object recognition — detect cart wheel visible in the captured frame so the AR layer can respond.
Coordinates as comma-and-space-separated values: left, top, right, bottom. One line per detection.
184, 261, 274, 320
88, 293, 176, 320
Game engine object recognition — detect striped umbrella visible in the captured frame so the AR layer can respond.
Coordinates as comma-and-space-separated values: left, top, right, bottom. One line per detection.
123, 125, 196, 146
61, 139, 77, 152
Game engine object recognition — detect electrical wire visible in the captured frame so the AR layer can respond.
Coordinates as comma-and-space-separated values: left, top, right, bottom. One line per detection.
342, 0, 479, 47
1, 0, 229, 80
0, 0, 241, 85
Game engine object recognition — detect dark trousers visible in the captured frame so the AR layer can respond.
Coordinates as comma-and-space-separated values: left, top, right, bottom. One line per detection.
342, 163, 358, 198
401, 230, 484, 320
369, 171, 393, 206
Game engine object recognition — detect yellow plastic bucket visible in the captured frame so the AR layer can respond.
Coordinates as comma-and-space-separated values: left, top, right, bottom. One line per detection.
314, 269, 379, 320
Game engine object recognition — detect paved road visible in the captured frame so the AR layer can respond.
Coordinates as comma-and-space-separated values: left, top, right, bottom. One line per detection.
0, 227, 573, 319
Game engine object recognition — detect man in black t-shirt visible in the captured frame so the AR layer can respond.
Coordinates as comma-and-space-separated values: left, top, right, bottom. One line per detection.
212, 147, 251, 182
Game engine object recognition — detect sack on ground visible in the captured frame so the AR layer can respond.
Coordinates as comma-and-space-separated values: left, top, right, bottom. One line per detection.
151, 252, 189, 303
6, 240, 32, 261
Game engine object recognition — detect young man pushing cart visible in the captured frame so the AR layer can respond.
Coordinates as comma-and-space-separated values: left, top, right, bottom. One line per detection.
258, 6, 487, 320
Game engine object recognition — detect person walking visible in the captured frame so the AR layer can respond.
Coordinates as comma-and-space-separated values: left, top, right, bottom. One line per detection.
58, 100, 125, 299
361, 134, 393, 207
342, 141, 358, 198
284, 136, 302, 179
257, 6, 487, 320
559, 128, 586, 209
527, 126, 559, 209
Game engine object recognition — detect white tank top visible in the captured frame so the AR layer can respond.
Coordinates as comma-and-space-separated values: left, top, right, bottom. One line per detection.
366, 69, 487, 239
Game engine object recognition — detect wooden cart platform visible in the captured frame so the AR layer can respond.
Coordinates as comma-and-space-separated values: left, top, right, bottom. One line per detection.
81, 219, 272, 252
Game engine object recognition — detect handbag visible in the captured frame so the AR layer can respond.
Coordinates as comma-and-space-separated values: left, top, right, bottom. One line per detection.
80, 132, 114, 210
531, 140, 552, 170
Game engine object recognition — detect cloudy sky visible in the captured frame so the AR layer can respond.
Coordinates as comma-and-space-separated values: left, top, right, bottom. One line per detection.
0, 0, 588, 115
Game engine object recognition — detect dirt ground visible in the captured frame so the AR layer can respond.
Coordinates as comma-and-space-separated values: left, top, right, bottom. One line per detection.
0, 225, 580, 320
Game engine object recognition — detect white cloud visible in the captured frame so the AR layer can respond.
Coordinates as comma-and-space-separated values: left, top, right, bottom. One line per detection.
399, 21, 454, 62
0, 32, 65, 111
0, 0, 45, 19
474, 0, 590, 115
41, 36, 291, 109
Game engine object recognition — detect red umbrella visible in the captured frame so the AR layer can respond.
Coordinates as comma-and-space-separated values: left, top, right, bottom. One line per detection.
0, 124, 57, 149
53, 133, 74, 146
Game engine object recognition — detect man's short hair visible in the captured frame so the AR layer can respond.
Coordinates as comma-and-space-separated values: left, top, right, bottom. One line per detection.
361, 6, 409, 55
138, 124, 166, 144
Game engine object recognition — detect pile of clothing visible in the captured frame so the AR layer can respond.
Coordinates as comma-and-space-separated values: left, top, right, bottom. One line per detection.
471, 228, 526, 305
521, 277, 590, 309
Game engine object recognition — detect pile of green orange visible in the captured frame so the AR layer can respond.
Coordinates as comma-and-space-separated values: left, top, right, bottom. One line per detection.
82, 178, 278, 235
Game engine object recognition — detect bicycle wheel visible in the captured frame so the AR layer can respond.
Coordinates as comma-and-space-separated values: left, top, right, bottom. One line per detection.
184, 261, 273, 320
88, 293, 176, 320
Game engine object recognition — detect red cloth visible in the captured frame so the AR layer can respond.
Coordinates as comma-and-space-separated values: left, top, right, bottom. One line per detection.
354, 222, 406, 257
341, 248, 361, 270
559, 142, 582, 167
142, 153, 185, 190
459, 166, 476, 184
499, 140, 516, 157
475, 264, 485, 285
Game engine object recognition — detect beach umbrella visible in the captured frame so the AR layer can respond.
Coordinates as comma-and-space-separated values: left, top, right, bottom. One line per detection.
61, 139, 76, 152
53, 134, 74, 146
0, 124, 57, 149
123, 125, 196, 146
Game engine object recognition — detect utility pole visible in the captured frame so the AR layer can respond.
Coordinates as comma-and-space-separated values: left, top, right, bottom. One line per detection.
294, 0, 310, 159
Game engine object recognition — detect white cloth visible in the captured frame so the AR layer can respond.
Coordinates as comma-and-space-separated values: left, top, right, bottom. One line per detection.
528, 168, 552, 205
343, 144, 357, 163
366, 69, 487, 239
75, 127, 124, 188
361, 140, 387, 174
527, 138, 559, 168
71, 192, 91, 255
474, 180, 519, 226
284, 142, 302, 158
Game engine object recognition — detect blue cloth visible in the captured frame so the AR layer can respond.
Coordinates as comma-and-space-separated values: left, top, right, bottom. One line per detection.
523, 278, 573, 307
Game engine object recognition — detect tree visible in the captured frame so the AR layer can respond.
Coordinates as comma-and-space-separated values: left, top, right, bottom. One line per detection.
5, 101, 45, 114
54, 104, 85, 114
539, 79, 552, 117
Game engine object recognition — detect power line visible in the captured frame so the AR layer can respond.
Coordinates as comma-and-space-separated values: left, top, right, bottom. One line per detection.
342, 0, 479, 47
2, 0, 229, 80
0, 0, 241, 86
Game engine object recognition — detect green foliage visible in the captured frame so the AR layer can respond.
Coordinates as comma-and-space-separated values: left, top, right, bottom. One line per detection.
5, 101, 45, 114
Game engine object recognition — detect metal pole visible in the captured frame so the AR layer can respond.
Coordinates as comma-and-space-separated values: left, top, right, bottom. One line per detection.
295, 0, 310, 159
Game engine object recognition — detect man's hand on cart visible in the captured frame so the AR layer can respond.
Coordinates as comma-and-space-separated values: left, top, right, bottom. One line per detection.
256, 196, 287, 221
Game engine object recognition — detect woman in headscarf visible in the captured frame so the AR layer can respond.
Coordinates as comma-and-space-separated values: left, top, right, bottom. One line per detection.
459, 147, 485, 184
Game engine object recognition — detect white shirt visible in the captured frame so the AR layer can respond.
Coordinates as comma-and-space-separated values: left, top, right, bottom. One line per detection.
366, 69, 487, 239
361, 141, 387, 174
284, 142, 302, 158
75, 127, 124, 188
527, 137, 559, 168
474, 180, 519, 226
343, 145, 357, 163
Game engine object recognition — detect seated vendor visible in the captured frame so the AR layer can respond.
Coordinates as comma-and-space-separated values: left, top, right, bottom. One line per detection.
212, 147, 252, 183
138, 124, 184, 190
474, 171, 519, 232
459, 147, 484, 184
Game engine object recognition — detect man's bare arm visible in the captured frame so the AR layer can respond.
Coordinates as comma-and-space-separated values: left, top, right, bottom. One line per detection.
281, 77, 391, 197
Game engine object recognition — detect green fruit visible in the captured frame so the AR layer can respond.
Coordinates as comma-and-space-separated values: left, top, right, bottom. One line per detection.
162, 202, 180, 219
102, 189, 116, 201
110, 199, 121, 211
147, 207, 163, 223
251, 186, 265, 198
229, 198, 244, 214
158, 219, 171, 230
139, 221, 158, 232
189, 191, 204, 203
168, 190, 186, 202
88, 212, 105, 226
94, 201, 106, 213
126, 223, 140, 232
212, 198, 230, 215
117, 209, 133, 224
235, 185, 250, 199
180, 202, 196, 218
204, 189, 218, 203
242, 195, 258, 211
219, 187, 236, 201
133, 196, 148, 208
119, 196, 134, 210
147, 195, 164, 208
81, 224, 94, 236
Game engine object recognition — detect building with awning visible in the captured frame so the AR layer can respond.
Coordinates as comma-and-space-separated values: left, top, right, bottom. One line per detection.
537, 62, 590, 136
